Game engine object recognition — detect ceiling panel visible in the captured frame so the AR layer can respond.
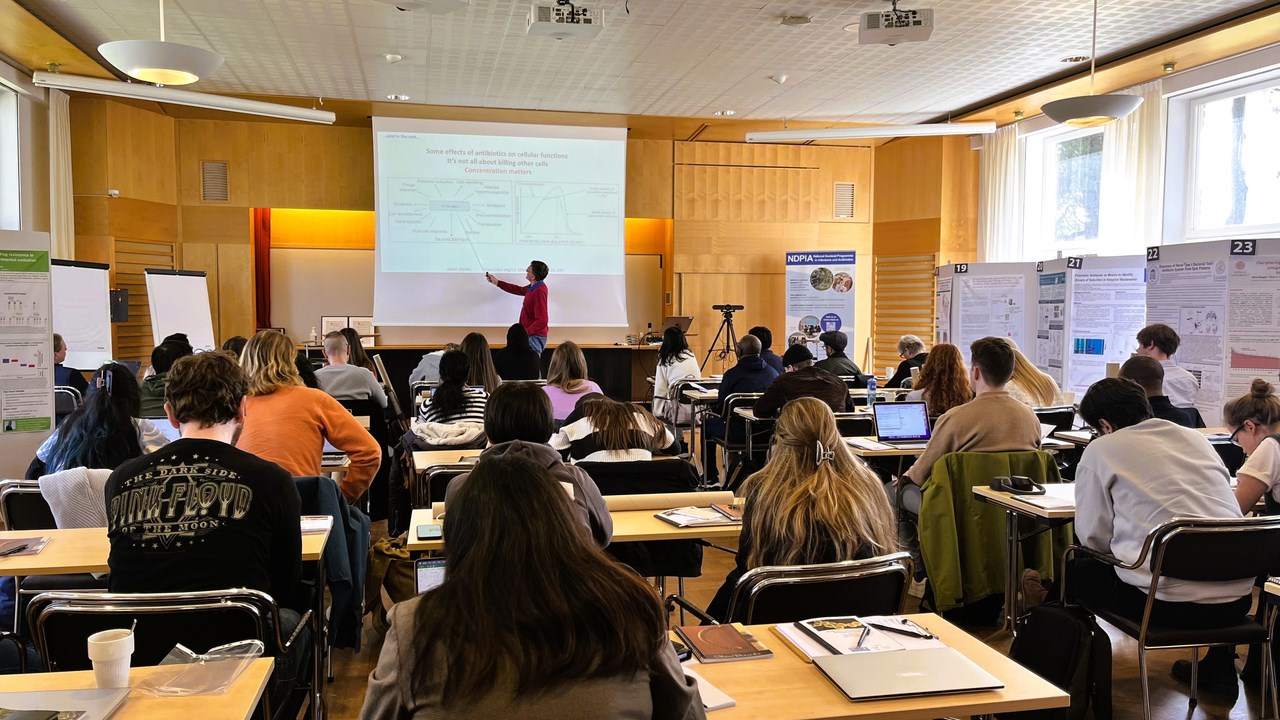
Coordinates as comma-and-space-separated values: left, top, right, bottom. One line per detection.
18, 0, 1273, 121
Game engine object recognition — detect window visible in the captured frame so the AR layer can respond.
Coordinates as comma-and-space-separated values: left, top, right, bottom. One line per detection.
0, 84, 18, 231
1021, 125, 1106, 259
1187, 79, 1280, 237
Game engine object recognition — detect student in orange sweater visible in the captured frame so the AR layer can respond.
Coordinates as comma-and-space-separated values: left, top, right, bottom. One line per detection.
237, 330, 381, 502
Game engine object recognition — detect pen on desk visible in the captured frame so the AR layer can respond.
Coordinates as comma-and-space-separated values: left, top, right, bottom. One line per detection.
0, 544, 28, 557
866, 621, 933, 640
854, 625, 869, 649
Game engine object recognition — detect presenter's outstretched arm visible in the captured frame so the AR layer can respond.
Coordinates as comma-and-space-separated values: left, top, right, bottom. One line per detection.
485, 272, 498, 286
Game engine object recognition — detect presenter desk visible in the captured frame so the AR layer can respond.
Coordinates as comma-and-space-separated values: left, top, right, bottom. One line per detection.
691, 614, 1068, 719
0, 659, 274, 720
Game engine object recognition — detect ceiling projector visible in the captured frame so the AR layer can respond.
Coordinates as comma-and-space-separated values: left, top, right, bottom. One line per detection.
370, 0, 470, 14
526, 3, 602, 39
858, 5, 933, 46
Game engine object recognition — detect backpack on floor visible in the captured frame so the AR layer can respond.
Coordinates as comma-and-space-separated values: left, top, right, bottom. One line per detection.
1002, 602, 1112, 720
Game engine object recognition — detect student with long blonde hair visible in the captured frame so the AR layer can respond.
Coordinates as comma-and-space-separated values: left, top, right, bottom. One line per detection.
999, 337, 1064, 407
707, 397, 897, 620
543, 341, 602, 422
236, 330, 381, 502
905, 343, 972, 417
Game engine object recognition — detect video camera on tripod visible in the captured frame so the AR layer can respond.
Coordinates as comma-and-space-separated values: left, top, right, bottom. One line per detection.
712, 304, 745, 313
703, 303, 745, 369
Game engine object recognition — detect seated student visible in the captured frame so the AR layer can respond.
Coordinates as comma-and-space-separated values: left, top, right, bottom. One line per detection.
52, 333, 89, 395
813, 330, 866, 384
707, 398, 896, 620
652, 326, 700, 424
360, 453, 700, 720
417, 351, 487, 425
294, 354, 321, 389
493, 324, 541, 381
753, 344, 850, 418
904, 342, 972, 418
1072, 377, 1250, 697
702, 335, 777, 483
139, 341, 193, 417
749, 326, 785, 375
1118, 355, 1196, 427
408, 343, 460, 385
340, 327, 378, 374
460, 332, 502, 395
1136, 323, 1199, 408
1224, 378, 1280, 514
999, 337, 1064, 408
236, 330, 381, 503
105, 351, 307, 707
887, 335, 929, 389
315, 331, 387, 408
446, 382, 612, 547
221, 335, 248, 359
552, 395, 677, 463
32, 363, 170, 477
543, 341, 603, 422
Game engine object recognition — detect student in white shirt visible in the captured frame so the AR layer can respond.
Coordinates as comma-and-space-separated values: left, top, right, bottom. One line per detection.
1073, 377, 1251, 697
1136, 323, 1199, 408
652, 327, 700, 424
1224, 378, 1280, 513
552, 394, 677, 463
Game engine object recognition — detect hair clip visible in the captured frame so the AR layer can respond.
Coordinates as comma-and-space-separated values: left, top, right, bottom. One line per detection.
815, 440, 836, 466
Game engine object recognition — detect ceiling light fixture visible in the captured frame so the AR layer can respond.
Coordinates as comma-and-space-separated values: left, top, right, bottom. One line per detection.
384, 53, 404, 64
98, 0, 224, 86
746, 121, 995, 143
31, 71, 335, 124
1163, 61, 1177, 74
713, 109, 736, 117
780, 15, 811, 26
842, 23, 859, 32
1060, 55, 1089, 63
387, 94, 410, 101
1040, 0, 1141, 127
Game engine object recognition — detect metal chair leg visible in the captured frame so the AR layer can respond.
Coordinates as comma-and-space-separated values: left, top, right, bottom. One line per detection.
1189, 649, 1199, 708
1265, 633, 1278, 720
677, 577, 686, 626
1139, 646, 1152, 720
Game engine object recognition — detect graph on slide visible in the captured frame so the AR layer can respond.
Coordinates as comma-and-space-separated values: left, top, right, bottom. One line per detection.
383, 178, 514, 245
515, 182, 620, 245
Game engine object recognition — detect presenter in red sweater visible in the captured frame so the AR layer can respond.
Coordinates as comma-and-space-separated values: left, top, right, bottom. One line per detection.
487, 260, 550, 354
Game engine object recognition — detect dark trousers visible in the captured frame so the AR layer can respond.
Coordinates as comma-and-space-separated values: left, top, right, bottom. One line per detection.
268, 608, 312, 719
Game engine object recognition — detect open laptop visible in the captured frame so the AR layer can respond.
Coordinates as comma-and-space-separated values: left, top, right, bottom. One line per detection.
815, 647, 1003, 701
871, 402, 932, 450
661, 316, 694, 333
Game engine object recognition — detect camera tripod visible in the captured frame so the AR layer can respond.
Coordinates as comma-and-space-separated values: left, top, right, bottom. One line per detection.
701, 306, 741, 370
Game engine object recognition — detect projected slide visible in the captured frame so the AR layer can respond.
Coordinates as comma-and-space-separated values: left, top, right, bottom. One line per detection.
373, 118, 629, 327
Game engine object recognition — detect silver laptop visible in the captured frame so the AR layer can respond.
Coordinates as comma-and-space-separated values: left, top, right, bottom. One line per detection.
872, 402, 932, 450
815, 647, 1003, 701
0, 687, 130, 718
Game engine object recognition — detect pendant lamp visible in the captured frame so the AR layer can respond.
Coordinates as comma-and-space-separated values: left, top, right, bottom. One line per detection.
1041, 0, 1142, 127
99, 0, 224, 86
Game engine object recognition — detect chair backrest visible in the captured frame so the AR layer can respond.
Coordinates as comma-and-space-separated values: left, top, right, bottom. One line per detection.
338, 398, 389, 446
1148, 516, 1280, 586
834, 414, 875, 438
29, 589, 283, 671
54, 387, 81, 424
577, 458, 700, 497
726, 553, 912, 624
1033, 406, 1076, 432
422, 464, 472, 506
0, 480, 56, 530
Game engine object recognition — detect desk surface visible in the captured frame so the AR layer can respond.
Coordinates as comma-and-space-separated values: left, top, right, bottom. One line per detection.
1055, 426, 1227, 447
412, 448, 483, 469
0, 659, 273, 720
844, 436, 1076, 458
0, 525, 330, 576
972, 485, 1077, 520
405, 506, 742, 551
694, 614, 1068, 719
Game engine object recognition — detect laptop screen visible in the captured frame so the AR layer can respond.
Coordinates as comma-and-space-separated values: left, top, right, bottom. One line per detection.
415, 558, 447, 594
873, 402, 931, 442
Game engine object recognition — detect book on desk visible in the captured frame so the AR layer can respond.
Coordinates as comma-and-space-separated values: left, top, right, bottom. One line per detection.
654, 506, 741, 528
675, 624, 772, 664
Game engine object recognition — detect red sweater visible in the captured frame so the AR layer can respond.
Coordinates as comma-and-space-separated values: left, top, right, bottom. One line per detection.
496, 280, 549, 337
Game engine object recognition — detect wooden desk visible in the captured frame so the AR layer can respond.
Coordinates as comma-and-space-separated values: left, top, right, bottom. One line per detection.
971, 485, 1077, 521
0, 659, 273, 720
411, 449, 483, 469
404, 507, 742, 552
692, 614, 1068, 719
1055, 426, 1228, 447
0, 526, 330, 576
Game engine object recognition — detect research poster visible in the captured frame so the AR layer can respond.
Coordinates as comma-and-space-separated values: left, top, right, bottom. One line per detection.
955, 267, 1033, 358
1067, 261, 1146, 393
935, 274, 952, 345
785, 251, 857, 360
1224, 243, 1280, 410
0, 241, 54, 434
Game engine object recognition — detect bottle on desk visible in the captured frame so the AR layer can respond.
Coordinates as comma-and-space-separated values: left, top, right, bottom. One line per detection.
866, 375, 877, 408
309, 326, 318, 344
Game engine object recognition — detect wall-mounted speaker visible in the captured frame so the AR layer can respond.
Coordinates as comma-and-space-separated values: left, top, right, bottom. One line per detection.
109, 288, 129, 322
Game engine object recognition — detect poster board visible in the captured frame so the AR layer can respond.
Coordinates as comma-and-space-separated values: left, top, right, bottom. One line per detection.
1035, 256, 1146, 395
51, 259, 113, 370
0, 231, 54, 436
143, 269, 216, 353
935, 262, 1037, 362
784, 251, 857, 360
1147, 239, 1280, 426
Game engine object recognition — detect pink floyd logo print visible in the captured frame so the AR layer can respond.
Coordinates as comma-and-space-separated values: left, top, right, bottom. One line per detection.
108, 450, 253, 550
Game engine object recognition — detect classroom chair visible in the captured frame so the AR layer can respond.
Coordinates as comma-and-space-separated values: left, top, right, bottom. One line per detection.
415, 463, 473, 507
52, 386, 81, 427
29, 589, 316, 720
667, 553, 912, 625
834, 413, 875, 438
337, 397, 393, 521
706, 392, 769, 492
1062, 516, 1280, 719
1033, 405, 1077, 432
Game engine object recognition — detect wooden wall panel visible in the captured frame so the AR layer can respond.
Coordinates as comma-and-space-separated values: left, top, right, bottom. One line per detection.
872, 254, 937, 376
176, 120, 253, 206
69, 98, 107, 196
106, 198, 180, 243
679, 272, 785, 374
816, 147, 872, 224
113, 238, 177, 366
181, 206, 252, 245
217, 244, 255, 340
182, 243, 220, 339
105, 102, 177, 205
939, 136, 979, 266
873, 137, 943, 224
625, 139, 672, 218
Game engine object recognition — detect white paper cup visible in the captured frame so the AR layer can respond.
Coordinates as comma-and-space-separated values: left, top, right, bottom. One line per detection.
87, 628, 134, 688
885, 367, 894, 381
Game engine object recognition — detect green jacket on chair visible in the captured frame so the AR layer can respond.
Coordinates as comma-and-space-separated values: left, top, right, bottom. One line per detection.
919, 451, 1073, 612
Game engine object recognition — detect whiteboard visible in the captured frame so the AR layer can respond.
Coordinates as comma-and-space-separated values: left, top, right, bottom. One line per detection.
144, 270, 216, 353
51, 260, 113, 369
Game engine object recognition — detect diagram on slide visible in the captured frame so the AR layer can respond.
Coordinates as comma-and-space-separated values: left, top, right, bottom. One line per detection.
514, 182, 619, 245
383, 178, 514, 245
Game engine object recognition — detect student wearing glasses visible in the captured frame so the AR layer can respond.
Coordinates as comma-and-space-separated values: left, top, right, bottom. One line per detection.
1223, 378, 1280, 514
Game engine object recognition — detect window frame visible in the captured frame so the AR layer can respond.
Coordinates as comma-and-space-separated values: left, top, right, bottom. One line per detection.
1020, 123, 1107, 261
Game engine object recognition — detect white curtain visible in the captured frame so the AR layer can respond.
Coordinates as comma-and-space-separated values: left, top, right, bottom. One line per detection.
48, 88, 75, 260
1100, 80, 1165, 252
977, 124, 1022, 262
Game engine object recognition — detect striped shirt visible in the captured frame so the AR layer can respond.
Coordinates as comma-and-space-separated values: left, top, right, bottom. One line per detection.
551, 413, 676, 463
418, 387, 488, 425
